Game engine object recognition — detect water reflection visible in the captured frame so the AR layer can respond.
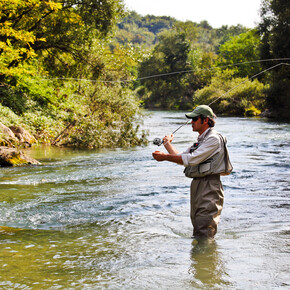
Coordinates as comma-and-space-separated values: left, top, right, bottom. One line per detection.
189, 239, 231, 288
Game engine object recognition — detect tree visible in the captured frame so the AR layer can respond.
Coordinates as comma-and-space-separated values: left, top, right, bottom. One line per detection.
259, 0, 290, 119
138, 30, 192, 109
174, 20, 198, 43
137, 26, 217, 110
115, 12, 176, 47
217, 30, 262, 78
0, 0, 124, 80
214, 24, 248, 51
0, 1, 149, 148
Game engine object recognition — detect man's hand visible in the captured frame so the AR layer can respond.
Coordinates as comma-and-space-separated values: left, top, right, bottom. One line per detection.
163, 134, 174, 145
152, 150, 167, 162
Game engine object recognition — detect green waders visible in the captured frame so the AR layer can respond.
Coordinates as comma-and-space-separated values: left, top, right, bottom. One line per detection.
190, 174, 224, 238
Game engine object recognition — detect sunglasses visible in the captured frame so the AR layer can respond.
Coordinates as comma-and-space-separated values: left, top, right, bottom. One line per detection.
191, 116, 200, 122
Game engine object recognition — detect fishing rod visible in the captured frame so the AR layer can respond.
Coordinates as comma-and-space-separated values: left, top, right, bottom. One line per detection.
153, 120, 191, 146
152, 62, 290, 146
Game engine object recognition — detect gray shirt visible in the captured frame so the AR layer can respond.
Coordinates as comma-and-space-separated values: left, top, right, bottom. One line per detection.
181, 128, 222, 167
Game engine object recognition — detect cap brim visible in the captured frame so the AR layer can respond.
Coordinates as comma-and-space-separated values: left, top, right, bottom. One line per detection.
185, 112, 199, 119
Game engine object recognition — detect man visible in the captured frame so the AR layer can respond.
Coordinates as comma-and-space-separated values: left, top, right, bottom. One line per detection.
152, 105, 232, 239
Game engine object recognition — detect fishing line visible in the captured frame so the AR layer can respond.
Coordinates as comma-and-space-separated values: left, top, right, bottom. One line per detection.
36, 57, 290, 146
153, 61, 290, 145
209, 62, 290, 105
40, 58, 290, 83
137, 58, 290, 82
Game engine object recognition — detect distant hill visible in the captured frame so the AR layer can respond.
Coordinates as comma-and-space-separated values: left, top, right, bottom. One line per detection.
114, 11, 249, 52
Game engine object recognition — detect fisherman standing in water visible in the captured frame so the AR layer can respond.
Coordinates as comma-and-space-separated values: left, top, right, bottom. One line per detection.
152, 105, 232, 239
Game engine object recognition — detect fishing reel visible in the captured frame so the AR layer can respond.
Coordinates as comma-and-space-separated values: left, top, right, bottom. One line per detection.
152, 119, 190, 146
153, 137, 163, 146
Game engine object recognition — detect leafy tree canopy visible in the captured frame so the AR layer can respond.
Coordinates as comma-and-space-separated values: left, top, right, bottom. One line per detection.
0, 0, 149, 148
259, 0, 290, 119
0, 0, 124, 79
217, 30, 262, 77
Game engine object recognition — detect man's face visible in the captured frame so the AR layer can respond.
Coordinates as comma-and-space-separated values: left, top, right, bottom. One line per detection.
191, 116, 202, 132
191, 116, 208, 133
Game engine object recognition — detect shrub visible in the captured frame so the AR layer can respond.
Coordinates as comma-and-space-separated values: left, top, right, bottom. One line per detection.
0, 85, 28, 115
193, 69, 268, 116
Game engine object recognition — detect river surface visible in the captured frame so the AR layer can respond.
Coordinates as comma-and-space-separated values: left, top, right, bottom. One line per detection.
0, 111, 289, 289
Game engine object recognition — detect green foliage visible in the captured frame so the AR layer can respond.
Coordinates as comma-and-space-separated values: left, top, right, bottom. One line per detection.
0, 0, 124, 80
0, 103, 22, 126
0, 85, 28, 115
114, 23, 156, 47
214, 25, 249, 49
115, 12, 248, 52
0, 0, 53, 78
190, 22, 248, 53
193, 70, 268, 116
62, 84, 147, 149
187, 49, 217, 90
117, 12, 254, 111
116, 12, 175, 46
259, 0, 290, 119
1, 2, 288, 153
1, 71, 147, 148
138, 30, 216, 110
217, 30, 262, 77
138, 30, 192, 109
0, 1, 147, 148
173, 21, 198, 43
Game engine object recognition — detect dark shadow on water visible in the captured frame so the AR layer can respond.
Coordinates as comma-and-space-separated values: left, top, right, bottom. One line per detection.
189, 238, 232, 288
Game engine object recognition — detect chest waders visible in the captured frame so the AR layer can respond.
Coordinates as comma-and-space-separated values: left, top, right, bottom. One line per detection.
186, 129, 232, 239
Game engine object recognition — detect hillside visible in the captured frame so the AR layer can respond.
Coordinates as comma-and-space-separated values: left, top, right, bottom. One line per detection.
114, 11, 248, 52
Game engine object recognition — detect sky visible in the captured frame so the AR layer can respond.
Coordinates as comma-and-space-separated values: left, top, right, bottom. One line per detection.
123, 0, 262, 28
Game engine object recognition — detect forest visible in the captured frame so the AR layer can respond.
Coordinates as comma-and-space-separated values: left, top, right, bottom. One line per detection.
0, 0, 289, 149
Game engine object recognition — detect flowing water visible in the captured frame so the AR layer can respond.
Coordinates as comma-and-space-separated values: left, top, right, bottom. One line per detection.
0, 111, 289, 289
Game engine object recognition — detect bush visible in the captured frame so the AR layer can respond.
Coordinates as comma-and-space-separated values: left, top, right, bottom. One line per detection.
0, 85, 28, 115
193, 69, 268, 116
0, 104, 22, 126
62, 85, 147, 149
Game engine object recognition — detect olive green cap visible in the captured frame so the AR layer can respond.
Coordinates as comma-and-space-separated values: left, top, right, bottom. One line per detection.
185, 105, 215, 119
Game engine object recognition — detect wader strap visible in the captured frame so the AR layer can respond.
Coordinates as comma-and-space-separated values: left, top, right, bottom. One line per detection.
218, 133, 233, 174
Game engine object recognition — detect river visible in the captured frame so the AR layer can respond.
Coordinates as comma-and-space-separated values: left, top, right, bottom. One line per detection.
0, 111, 289, 289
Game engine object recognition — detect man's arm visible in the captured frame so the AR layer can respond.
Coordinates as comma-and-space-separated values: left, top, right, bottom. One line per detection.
163, 134, 180, 154
152, 134, 183, 165
152, 151, 183, 165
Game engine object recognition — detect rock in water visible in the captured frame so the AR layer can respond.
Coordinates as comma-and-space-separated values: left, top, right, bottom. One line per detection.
0, 147, 41, 167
